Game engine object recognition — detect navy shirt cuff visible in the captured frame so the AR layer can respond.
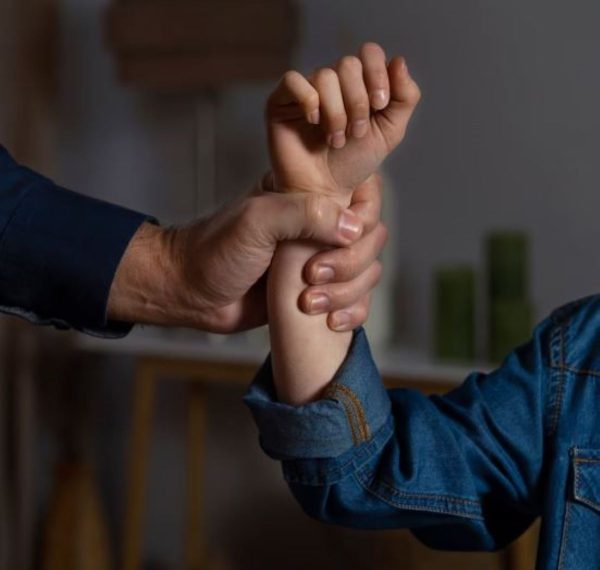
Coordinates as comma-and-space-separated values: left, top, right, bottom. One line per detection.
0, 166, 154, 337
244, 327, 392, 461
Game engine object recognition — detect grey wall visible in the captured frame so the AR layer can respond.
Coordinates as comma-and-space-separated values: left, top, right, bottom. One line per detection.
296, 0, 600, 350
57, 0, 600, 353
47, 0, 600, 566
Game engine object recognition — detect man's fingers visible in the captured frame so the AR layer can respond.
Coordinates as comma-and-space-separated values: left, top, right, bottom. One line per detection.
299, 260, 382, 316
360, 42, 390, 111
251, 191, 363, 247
305, 222, 388, 285
336, 56, 370, 139
267, 70, 320, 125
348, 174, 383, 234
327, 294, 371, 332
310, 67, 348, 148
375, 56, 422, 150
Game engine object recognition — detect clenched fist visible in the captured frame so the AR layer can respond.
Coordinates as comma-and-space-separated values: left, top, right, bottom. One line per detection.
266, 42, 421, 202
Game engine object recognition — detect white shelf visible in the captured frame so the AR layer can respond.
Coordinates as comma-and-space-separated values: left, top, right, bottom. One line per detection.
74, 327, 491, 387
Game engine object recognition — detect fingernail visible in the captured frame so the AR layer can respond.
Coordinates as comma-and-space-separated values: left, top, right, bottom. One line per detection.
331, 311, 352, 331
352, 119, 369, 138
309, 109, 320, 124
308, 293, 330, 314
370, 89, 388, 110
338, 210, 362, 241
331, 130, 346, 149
313, 265, 335, 284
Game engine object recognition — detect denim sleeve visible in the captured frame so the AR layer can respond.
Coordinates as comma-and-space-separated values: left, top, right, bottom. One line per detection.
0, 145, 154, 337
244, 318, 552, 552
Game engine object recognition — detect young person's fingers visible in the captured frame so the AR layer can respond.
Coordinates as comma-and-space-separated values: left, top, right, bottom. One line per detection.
310, 67, 348, 149
250, 190, 363, 248
360, 42, 390, 111
299, 260, 382, 316
267, 70, 321, 124
388, 56, 421, 108
375, 56, 422, 150
348, 174, 383, 234
305, 222, 387, 286
336, 56, 370, 139
327, 294, 371, 332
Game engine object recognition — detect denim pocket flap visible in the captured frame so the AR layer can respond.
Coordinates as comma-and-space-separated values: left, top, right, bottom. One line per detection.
573, 448, 600, 512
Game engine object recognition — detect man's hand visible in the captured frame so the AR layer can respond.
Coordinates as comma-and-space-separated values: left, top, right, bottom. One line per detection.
267, 42, 421, 201
299, 174, 387, 331
106, 176, 385, 334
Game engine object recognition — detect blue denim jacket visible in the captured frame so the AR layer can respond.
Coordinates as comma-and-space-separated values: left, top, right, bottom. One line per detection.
245, 295, 600, 568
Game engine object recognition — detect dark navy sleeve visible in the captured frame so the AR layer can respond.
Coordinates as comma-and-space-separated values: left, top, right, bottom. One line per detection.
0, 145, 155, 337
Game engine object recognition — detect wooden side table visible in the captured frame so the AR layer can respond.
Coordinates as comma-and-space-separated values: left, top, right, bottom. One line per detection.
76, 330, 538, 570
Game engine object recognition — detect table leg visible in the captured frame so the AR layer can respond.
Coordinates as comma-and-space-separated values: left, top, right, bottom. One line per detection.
185, 384, 206, 570
122, 359, 156, 570
506, 519, 539, 570
13, 323, 37, 570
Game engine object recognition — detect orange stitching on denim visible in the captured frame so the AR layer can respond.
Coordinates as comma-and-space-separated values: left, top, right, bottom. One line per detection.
373, 476, 481, 506
323, 384, 360, 445
548, 325, 567, 436
573, 470, 600, 511
554, 364, 600, 378
356, 474, 484, 520
341, 399, 360, 445
283, 418, 396, 486
557, 499, 572, 570
358, 469, 481, 506
324, 383, 370, 443
573, 448, 600, 511
549, 369, 565, 436
334, 384, 370, 441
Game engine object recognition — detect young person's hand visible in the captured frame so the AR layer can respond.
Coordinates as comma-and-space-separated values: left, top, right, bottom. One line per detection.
266, 42, 421, 203
265, 45, 420, 404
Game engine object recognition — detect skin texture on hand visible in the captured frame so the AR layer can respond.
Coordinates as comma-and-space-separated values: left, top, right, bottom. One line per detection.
300, 176, 387, 331
267, 43, 421, 198
266, 43, 421, 405
106, 44, 405, 346
106, 221, 188, 328
106, 177, 385, 333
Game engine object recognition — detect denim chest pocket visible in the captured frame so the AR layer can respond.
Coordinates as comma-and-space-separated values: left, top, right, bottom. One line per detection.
558, 448, 600, 570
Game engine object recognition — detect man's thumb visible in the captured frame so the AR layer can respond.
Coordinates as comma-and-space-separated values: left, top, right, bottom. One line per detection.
263, 191, 363, 246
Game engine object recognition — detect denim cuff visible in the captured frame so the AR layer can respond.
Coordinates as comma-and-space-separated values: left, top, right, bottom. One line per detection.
244, 327, 392, 460
0, 162, 154, 337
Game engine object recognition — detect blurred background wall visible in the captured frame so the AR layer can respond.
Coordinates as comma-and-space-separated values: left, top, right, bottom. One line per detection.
56, 0, 600, 349
2, 0, 600, 568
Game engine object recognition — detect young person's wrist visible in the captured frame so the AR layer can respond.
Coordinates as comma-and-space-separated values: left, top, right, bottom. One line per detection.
268, 239, 354, 405
268, 170, 353, 210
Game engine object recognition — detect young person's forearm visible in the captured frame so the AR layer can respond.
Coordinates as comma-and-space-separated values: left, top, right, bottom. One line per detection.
268, 239, 352, 405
